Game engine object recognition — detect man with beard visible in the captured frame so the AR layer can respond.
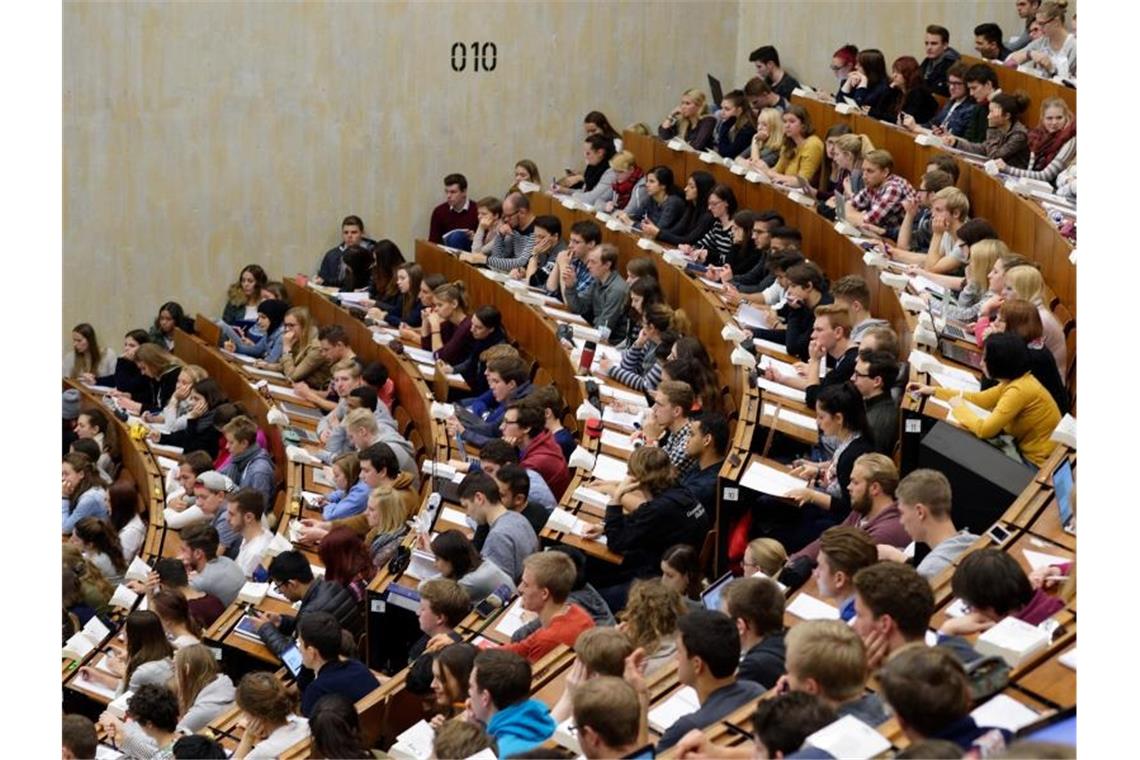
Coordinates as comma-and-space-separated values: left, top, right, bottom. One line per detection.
783, 454, 910, 581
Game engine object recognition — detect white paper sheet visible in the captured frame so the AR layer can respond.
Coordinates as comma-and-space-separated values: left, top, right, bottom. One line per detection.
757, 377, 807, 404
786, 593, 840, 620
970, 694, 1040, 733
592, 454, 629, 482
739, 461, 807, 497
648, 686, 700, 734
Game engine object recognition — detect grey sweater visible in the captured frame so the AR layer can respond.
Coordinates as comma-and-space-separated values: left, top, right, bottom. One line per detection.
563, 271, 629, 344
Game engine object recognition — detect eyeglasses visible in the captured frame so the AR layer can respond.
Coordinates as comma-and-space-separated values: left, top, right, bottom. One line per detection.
853, 370, 871, 379
502, 417, 520, 426
829, 64, 845, 71
948, 80, 965, 87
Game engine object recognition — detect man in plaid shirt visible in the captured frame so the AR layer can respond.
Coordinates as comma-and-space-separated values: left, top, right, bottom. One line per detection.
847, 149, 917, 233
640, 380, 698, 478
546, 219, 602, 299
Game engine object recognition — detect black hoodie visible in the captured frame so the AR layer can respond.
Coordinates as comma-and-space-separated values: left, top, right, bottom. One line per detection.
605, 485, 710, 581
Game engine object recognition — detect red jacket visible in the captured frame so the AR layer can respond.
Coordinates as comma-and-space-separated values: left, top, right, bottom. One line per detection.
521, 429, 571, 499
501, 603, 594, 663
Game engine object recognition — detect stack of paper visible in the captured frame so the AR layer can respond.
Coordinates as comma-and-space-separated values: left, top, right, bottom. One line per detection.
739, 461, 807, 497
63, 616, 112, 661
493, 598, 534, 638
757, 377, 807, 404
404, 550, 441, 582
263, 533, 293, 558
1022, 549, 1070, 571
238, 582, 269, 605
542, 305, 588, 325
648, 686, 700, 734
439, 506, 470, 528
109, 584, 139, 610
786, 593, 840, 621
761, 403, 817, 432
546, 507, 597, 538
970, 694, 1040, 733
592, 454, 629, 482
759, 354, 799, 378
736, 303, 772, 330
600, 428, 636, 452
601, 406, 642, 431
573, 486, 611, 508
976, 617, 1050, 668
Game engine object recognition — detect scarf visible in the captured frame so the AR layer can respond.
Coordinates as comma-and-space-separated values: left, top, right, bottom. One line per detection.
612, 166, 644, 209
1027, 118, 1076, 171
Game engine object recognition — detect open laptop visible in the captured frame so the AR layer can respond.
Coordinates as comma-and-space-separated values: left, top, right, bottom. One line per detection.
707, 74, 724, 109
925, 300, 984, 370
1014, 706, 1075, 746
701, 572, 734, 611
1052, 457, 1076, 534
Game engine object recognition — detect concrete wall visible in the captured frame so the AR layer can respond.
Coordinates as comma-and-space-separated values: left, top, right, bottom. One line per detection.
65, 0, 1040, 349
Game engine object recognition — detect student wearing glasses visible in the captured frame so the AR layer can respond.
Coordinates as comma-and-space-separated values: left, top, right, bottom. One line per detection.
1006, 1, 1075, 79
902, 63, 977, 138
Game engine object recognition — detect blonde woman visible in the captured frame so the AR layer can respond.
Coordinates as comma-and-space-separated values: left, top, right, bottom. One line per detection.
143, 364, 207, 432
260, 306, 332, 388
114, 343, 183, 415
619, 579, 685, 675
1006, 0, 1075, 79
743, 538, 788, 579
994, 97, 1075, 184
364, 485, 410, 570
941, 239, 1008, 323
1000, 265, 1067, 382
748, 107, 785, 169
657, 88, 716, 151
64, 323, 117, 379
830, 133, 875, 199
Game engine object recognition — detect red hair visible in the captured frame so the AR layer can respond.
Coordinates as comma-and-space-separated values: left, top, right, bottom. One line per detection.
318, 527, 376, 588
833, 44, 858, 69
891, 56, 924, 92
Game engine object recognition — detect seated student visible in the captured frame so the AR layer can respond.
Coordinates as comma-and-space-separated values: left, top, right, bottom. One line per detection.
879, 647, 1010, 753
433, 721, 498, 759
64, 323, 117, 380
641, 171, 715, 246
758, 105, 824, 186
71, 437, 110, 487
600, 303, 687, 393
813, 526, 879, 621
944, 92, 1031, 169
79, 610, 174, 697
220, 264, 267, 329
366, 239, 407, 307
682, 412, 729, 509
147, 301, 191, 351
468, 649, 556, 757
718, 209, 760, 278
547, 219, 602, 300
615, 166, 685, 233
318, 528, 375, 603
878, 468, 979, 580
940, 549, 1065, 638
295, 611, 379, 718
714, 90, 757, 158
492, 551, 595, 663
996, 97, 1075, 185
217, 416, 274, 509
150, 557, 227, 629
264, 306, 332, 388
451, 436, 558, 510
676, 690, 838, 760
604, 150, 644, 213
845, 149, 917, 234
748, 107, 787, 169
225, 489, 272, 578
888, 168, 954, 256
839, 48, 895, 121
764, 304, 858, 408
105, 482, 145, 566
423, 281, 476, 368
178, 522, 245, 607
930, 238, 1007, 324
781, 620, 889, 726
684, 184, 738, 266
909, 333, 1061, 467
447, 355, 532, 449
323, 386, 412, 476
638, 380, 699, 477
515, 215, 565, 289
479, 463, 551, 544
220, 299, 288, 363
743, 76, 788, 118
658, 88, 716, 150
64, 543, 114, 619
84, 328, 151, 402
144, 364, 206, 436
311, 696, 384, 760
458, 472, 540, 583
563, 135, 617, 207
920, 24, 961, 96
484, 192, 536, 273
888, 55, 939, 125
985, 299, 1069, 413
151, 378, 226, 459
851, 351, 901, 455
903, 62, 977, 138
288, 327, 355, 412
399, 272, 447, 344
468, 196, 503, 258
752, 261, 833, 361
1005, 0, 1075, 79
107, 684, 182, 758
828, 43, 859, 96
860, 324, 900, 360
742, 537, 789, 579
720, 222, 795, 300
252, 550, 360, 656
787, 453, 908, 573
316, 453, 368, 522
620, 579, 684, 675
759, 384, 875, 552
165, 469, 235, 548
558, 114, 619, 191
586, 446, 709, 607
723, 575, 787, 689
975, 21, 1012, 61
823, 133, 870, 204
455, 340, 516, 404
750, 44, 800, 98
887, 187, 970, 275
561, 243, 630, 344
429, 173, 479, 246
315, 215, 368, 287
405, 579, 470, 695
71, 517, 127, 587
989, 264, 1068, 382
659, 544, 705, 613
829, 276, 885, 345
121, 343, 184, 416
62, 452, 108, 534
527, 384, 576, 462
571, 679, 655, 758
958, 62, 1002, 144
510, 158, 541, 193
366, 262, 425, 330
62, 714, 98, 760
664, 346, 723, 415
429, 530, 517, 604
656, 610, 765, 751
152, 588, 202, 649
232, 671, 311, 759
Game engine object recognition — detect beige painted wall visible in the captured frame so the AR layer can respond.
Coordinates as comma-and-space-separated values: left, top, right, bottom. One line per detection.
734, 1, 1029, 97
64, 0, 1047, 350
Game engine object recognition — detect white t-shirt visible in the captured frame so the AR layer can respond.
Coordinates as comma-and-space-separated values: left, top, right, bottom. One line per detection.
119, 514, 147, 564
235, 530, 273, 578
247, 716, 310, 760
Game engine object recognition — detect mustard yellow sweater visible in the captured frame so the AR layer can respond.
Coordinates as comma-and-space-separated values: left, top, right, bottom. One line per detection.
934, 374, 1061, 467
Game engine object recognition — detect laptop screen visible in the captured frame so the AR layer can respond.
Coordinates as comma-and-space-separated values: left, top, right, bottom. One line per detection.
1052, 458, 1074, 528
701, 573, 735, 611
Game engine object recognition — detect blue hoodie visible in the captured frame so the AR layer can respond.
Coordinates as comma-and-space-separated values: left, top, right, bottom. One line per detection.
486, 699, 556, 758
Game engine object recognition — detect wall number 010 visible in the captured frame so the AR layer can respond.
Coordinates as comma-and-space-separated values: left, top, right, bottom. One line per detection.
451, 42, 497, 72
